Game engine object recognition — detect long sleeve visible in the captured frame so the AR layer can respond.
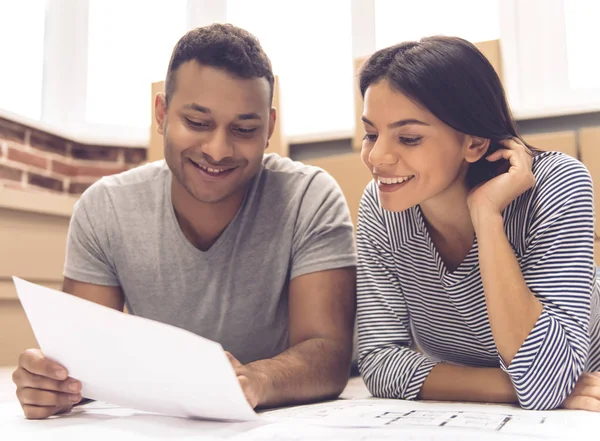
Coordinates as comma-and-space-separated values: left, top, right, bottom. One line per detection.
356, 182, 436, 399
500, 154, 596, 410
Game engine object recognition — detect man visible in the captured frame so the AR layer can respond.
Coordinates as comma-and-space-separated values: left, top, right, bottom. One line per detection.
12, 24, 356, 419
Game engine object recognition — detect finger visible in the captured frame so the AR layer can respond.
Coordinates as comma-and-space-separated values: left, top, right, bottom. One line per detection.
589, 372, 600, 381
579, 386, 600, 399
19, 349, 68, 381
22, 404, 71, 420
225, 351, 242, 368
562, 395, 600, 412
486, 149, 513, 162
498, 137, 527, 151
14, 368, 81, 394
17, 387, 81, 407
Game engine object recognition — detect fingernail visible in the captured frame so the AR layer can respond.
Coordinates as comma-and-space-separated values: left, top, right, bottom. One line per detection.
68, 381, 79, 392
69, 394, 81, 402
55, 369, 67, 379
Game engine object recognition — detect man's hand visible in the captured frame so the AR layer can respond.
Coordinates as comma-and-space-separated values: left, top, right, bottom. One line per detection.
226, 352, 268, 409
12, 349, 82, 419
562, 372, 600, 412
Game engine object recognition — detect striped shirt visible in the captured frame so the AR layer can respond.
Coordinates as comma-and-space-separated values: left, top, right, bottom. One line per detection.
356, 151, 600, 411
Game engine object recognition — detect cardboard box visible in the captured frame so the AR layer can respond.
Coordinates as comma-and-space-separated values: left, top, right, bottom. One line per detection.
522, 131, 578, 158
0, 194, 72, 365
474, 39, 503, 84
305, 153, 372, 227
579, 127, 600, 263
353, 57, 368, 151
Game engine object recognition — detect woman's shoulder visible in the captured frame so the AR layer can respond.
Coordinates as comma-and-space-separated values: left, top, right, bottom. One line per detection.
531, 151, 592, 190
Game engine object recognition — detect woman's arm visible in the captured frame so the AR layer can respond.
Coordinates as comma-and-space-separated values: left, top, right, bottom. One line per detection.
420, 364, 517, 403
357, 183, 437, 399
470, 151, 595, 410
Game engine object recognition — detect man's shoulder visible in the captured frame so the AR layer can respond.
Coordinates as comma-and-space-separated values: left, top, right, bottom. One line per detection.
79, 160, 169, 205
261, 153, 339, 193
262, 153, 323, 177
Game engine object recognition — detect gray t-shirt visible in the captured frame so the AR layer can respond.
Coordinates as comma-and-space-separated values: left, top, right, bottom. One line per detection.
64, 153, 357, 364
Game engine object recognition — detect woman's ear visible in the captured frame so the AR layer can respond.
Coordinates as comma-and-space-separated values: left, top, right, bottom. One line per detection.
464, 136, 491, 164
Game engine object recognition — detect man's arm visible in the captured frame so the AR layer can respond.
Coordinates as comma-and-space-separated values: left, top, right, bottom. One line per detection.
62, 277, 125, 311
232, 267, 356, 408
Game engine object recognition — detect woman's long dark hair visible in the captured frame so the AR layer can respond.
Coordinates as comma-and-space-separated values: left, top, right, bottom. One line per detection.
359, 36, 538, 188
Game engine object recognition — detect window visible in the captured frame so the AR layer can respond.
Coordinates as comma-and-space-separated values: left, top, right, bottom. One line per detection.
564, 0, 600, 90
0, 1, 46, 120
86, 0, 187, 129
499, 0, 600, 118
374, 0, 500, 49
227, 0, 354, 139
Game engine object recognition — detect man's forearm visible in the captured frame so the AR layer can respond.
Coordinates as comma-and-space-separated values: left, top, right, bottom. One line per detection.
248, 337, 352, 408
419, 363, 517, 403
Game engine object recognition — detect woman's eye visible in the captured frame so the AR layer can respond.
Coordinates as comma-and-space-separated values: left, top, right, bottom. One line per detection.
363, 134, 378, 142
400, 136, 422, 146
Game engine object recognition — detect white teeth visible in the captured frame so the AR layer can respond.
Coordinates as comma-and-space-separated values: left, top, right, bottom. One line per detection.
200, 165, 228, 174
378, 176, 413, 185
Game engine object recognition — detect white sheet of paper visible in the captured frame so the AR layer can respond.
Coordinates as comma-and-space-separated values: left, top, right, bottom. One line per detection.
260, 399, 599, 440
13, 277, 258, 422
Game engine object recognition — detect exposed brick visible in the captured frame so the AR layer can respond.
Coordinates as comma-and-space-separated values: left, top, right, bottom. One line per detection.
0, 117, 27, 143
51, 160, 78, 177
124, 148, 147, 164
7, 146, 48, 170
75, 164, 127, 178
28, 173, 64, 192
71, 144, 119, 161
30, 130, 68, 156
68, 181, 93, 194
0, 180, 24, 190
0, 164, 23, 182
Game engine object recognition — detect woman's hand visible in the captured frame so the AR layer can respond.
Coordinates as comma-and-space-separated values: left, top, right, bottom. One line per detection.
562, 372, 600, 412
467, 138, 535, 225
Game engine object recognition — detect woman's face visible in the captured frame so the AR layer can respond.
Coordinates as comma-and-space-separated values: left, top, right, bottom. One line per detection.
361, 79, 481, 212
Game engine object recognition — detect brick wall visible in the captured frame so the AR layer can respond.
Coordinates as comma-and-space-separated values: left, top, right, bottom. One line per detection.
0, 116, 147, 195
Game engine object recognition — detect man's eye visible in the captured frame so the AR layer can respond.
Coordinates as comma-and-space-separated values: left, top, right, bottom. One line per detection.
186, 119, 209, 128
237, 128, 257, 134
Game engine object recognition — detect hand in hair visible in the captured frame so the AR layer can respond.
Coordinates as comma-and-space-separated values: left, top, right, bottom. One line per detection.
467, 138, 535, 224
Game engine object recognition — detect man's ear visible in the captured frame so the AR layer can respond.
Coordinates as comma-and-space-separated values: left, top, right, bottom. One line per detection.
265, 107, 277, 150
464, 135, 491, 163
155, 93, 167, 135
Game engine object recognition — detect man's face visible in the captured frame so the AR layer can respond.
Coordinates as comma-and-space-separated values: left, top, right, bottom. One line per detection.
156, 61, 275, 205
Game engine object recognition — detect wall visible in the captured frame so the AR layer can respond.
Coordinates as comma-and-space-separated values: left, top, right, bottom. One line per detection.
0, 189, 74, 365
0, 116, 147, 366
0, 116, 147, 195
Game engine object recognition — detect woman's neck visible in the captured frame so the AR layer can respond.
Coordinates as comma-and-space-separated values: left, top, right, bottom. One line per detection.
420, 181, 475, 272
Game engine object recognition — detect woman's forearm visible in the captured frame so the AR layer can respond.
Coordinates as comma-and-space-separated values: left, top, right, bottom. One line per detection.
419, 363, 517, 403
472, 209, 543, 365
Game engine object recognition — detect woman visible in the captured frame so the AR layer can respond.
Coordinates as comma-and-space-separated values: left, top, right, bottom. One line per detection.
356, 36, 600, 411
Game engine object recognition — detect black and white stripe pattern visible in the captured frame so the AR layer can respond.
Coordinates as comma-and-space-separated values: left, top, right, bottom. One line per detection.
357, 151, 600, 410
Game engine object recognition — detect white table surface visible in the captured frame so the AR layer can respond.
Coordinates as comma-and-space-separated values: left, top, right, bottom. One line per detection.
0, 366, 373, 440
2, 367, 598, 441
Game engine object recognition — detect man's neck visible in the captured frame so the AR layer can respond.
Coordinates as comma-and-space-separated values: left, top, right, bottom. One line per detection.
171, 177, 246, 252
